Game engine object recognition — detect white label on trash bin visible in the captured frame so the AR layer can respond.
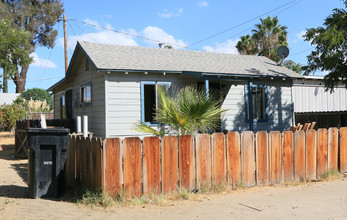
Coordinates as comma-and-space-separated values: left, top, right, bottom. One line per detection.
43, 161, 53, 165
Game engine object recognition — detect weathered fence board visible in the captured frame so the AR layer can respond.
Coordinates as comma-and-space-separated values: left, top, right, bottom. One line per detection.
75, 136, 82, 185
256, 131, 268, 185
317, 129, 328, 177
104, 138, 122, 196
96, 138, 103, 190
162, 136, 178, 193
227, 132, 241, 186
269, 131, 281, 184
123, 137, 142, 197
65, 135, 76, 187
143, 137, 161, 194
196, 134, 211, 188
305, 129, 317, 179
294, 131, 305, 180
241, 131, 255, 187
179, 135, 195, 190
282, 131, 293, 181
212, 133, 226, 184
328, 128, 338, 171
340, 127, 347, 173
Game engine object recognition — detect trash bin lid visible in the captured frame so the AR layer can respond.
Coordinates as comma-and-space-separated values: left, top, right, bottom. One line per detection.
26, 128, 70, 135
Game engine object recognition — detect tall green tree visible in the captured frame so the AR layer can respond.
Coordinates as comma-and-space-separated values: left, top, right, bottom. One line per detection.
303, 0, 347, 91
0, 19, 32, 93
237, 16, 288, 62
0, 0, 64, 93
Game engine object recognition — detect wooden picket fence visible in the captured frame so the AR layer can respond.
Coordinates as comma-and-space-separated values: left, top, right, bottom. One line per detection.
64, 127, 347, 197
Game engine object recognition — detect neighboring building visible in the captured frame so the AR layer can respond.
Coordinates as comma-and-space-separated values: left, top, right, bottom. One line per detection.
293, 76, 347, 128
48, 41, 301, 138
0, 93, 20, 105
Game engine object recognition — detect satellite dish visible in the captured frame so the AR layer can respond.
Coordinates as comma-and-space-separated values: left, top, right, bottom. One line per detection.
277, 46, 289, 66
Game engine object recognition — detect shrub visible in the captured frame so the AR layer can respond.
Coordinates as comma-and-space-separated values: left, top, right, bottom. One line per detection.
0, 104, 26, 131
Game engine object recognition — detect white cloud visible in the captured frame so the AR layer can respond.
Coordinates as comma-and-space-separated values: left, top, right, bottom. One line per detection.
292, 30, 306, 43
57, 23, 138, 48
296, 30, 306, 40
158, 8, 183, 18
199, 1, 208, 8
30, 53, 57, 69
203, 39, 239, 54
142, 26, 187, 49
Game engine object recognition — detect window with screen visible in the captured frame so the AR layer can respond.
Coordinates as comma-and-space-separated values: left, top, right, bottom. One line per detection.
81, 83, 91, 104
246, 84, 268, 122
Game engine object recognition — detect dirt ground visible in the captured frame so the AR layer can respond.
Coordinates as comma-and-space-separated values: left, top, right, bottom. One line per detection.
1, 132, 347, 220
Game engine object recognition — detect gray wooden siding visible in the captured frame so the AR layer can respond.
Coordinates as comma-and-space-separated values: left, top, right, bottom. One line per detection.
106, 72, 197, 137
221, 80, 293, 132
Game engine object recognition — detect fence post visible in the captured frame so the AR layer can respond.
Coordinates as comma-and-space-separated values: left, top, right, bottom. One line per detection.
104, 138, 122, 196
294, 131, 305, 180
227, 132, 241, 186
305, 129, 317, 179
143, 137, 160, 195
282, 131, 294, 181
317, 129, 328, 177
256, 131, 268, 185
179, 135, 195, 190
269, 131, 282, 184
241, 131, 255, 187
123, 137, 142, 197
162, 136, 178, 193
196, 134, 211, 188
328, 127, 338, 171
212, 133, 226, 185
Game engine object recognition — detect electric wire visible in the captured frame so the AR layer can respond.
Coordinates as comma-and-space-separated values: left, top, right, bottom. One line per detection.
189, 0, 300, 46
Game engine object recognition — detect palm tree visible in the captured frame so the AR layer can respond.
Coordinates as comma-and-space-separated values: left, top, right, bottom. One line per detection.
134, 86, 227, 137
251, 16, 288, 62
236, 34, 257, 55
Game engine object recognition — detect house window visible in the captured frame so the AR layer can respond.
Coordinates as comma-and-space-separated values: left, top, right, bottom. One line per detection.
141, 81, 171, 124
246, 84, 268, 122
60, 94, 66, 119
81, 82, 92, 104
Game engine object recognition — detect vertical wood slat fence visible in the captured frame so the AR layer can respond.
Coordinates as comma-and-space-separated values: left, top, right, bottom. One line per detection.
64, 127, 347, 197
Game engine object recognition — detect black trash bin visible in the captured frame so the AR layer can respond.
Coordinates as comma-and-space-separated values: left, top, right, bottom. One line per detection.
27, 128, 70, 198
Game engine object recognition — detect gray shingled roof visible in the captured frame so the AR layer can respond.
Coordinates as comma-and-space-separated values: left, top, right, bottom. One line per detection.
80, 41, 300, 78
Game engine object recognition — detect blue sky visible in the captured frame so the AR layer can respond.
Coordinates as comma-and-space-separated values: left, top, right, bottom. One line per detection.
4, 0, 345, 93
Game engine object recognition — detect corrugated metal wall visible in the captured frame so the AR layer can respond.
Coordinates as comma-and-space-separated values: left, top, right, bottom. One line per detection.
293, 78, 347, 113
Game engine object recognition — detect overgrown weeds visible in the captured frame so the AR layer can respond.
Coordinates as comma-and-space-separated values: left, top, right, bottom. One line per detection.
319, 170, 342, 181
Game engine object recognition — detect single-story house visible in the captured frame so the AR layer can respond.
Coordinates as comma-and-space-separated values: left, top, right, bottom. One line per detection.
292, 76, 347, 128
48, 41, 301, 138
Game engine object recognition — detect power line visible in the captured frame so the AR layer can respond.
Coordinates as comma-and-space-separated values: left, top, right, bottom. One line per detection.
288, 46, 314, 57
215, 0, 303, 46
189, 0, 300, 46
70, 19, 100, 44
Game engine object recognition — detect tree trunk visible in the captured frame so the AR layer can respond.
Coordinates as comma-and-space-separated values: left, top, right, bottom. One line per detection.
14, 65, 29, 93
3, 67, 8, 93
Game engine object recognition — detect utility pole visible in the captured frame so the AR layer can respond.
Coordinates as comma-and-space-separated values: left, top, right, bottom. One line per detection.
63, 14, 68, 75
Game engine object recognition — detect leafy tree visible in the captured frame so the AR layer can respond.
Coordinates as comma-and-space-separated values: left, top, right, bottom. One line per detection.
237, 16, 288, 62
0, 0, 64, 93
236, 35, 257, 55
283, 60, 303, 74
303, 0, 347, 91
135, 86, 227, 137
18, 88, 54, 110
0, 19, 32, 93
